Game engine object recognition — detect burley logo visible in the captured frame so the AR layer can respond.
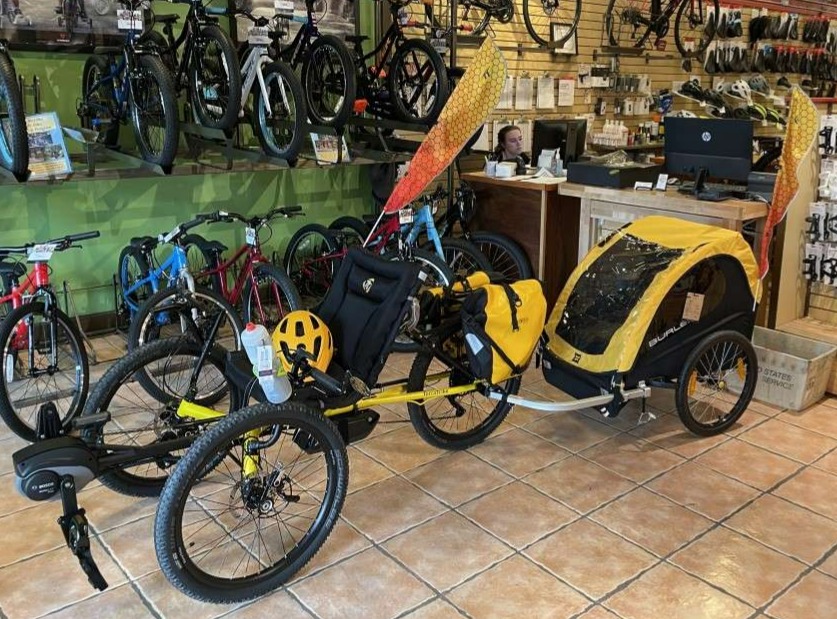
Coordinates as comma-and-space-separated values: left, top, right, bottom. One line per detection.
362, 278, 375, 294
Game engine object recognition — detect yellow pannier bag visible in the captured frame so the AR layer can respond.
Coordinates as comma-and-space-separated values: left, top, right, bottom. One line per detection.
461, 279, 547, 384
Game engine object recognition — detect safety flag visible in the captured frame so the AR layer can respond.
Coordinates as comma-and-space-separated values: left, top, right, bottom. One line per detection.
383, 37, 507, 214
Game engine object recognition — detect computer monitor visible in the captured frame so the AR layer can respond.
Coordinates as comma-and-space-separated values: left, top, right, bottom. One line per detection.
531, 119, 587, 165
665, 118, 753, 183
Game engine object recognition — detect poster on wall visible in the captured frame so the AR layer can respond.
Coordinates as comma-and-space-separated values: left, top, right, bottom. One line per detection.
25, 112, 72, 180
0, 0, 137, 50
231, 0, 356, 46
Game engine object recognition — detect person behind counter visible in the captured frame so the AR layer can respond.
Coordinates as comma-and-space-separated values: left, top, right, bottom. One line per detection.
492, 125, 531, 173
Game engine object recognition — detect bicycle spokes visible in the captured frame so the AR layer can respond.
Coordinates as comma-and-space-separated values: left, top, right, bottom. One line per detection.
132, 72, 167, 157
394, 49, 438, 120
307, 47, 347, 123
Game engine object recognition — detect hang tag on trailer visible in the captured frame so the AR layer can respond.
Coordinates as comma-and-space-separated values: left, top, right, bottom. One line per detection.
682, 292, 705, 322
256, 345, 274, 378
117, 9, 143, 31
246, 227, 257, 246
274, 0, 294, 19
27, 243, 57, 263
399, 209, 414, 225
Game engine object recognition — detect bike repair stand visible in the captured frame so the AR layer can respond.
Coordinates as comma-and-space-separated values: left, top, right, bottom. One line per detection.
35, 403, 108, 592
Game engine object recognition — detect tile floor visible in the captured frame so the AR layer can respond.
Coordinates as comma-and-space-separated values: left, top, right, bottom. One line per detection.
1, 335, 837, 619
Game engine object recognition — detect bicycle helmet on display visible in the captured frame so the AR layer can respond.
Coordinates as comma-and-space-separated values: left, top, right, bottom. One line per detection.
703, 89, 726, 110
765, 107, 785, 124
748, 75, 770, 96
747, 103, 768, 121
725, 79, 752, 103
678, 79, 705, 101
272, 310, 334, 373
671, 110, 698, 118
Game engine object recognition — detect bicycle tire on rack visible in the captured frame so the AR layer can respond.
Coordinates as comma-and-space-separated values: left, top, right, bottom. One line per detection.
470, 231, 534, 280
80, 337, 236, 496
253, 60, 307, 163
284, 223, 340, 310
0, 302, 89, 442
0, 51, 29, 178
155, 401, 348, 603
189, 24, 243, 130
242, 262, 302, 331
522, 0, 582, 48
301, 35, 356, 127
182, 233, 222, 292
437, 237, 492, 277
80, 54, 120, 148
388, 38, 449, 125
129, 54, 179, 168
117, 245, 153, 316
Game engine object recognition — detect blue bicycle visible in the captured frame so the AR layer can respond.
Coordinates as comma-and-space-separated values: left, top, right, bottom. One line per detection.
78, 1, 179, 168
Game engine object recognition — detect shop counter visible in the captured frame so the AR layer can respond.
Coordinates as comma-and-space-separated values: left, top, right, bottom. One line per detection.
462, 173, 770, 306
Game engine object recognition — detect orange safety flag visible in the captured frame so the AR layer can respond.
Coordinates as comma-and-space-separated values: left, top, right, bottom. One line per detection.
759, 86, 818, 277
383, 38, 507, 214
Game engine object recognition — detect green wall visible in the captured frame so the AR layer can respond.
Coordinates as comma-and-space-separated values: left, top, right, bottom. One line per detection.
4, 4, 380, 320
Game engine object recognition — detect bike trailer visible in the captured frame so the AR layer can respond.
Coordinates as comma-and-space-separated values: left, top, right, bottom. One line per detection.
541, 216, 761, 416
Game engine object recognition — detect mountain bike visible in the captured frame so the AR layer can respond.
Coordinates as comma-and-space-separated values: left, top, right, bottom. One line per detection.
0, 231, 99, 441
78, 4, 178, 168
605, 0, 719, 58
56, 0, 93, 41
0, 40, 28, 179
158, 206, 302, 336
426, 0, 581, 47
348, 0, 449, 124
275, 0, 356, 127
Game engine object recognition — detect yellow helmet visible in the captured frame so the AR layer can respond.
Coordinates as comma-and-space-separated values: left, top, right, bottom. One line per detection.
272, 310, 334, 373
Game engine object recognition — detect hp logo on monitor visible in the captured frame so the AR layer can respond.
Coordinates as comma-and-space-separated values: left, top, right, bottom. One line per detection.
701, 131, 712, 142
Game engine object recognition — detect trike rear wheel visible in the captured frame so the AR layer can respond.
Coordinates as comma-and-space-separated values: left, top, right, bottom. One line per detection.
675, 330, 757, 436
407, 330, 520, 449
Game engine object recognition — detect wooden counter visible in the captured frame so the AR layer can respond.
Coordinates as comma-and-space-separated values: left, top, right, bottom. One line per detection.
462, 172, 770, 306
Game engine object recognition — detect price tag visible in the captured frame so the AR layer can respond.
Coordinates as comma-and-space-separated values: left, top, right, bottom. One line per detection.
256, 344, 274, 377
431, 38, 448, 55
117, 9, 143, 31
27, 243, 57, 262
399, 209, 414, 225
248, 26, 271, 45
245, 227, 257, 246
274, 0, 294, 19
683, 292, 705, 322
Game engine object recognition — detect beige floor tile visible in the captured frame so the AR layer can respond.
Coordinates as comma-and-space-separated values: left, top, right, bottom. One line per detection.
579, 400, 667, 432
0, 434, 27, 476
0, 501, 68, 567
819, 551, 837, 578
458, 481, 577, 549
39, 583, 153, 619
628, 413, 730, 458
346, 447, 394, 494
134, 570, 242, 618
726, 495, 837, 565
400, 598, 463, 619
525, 456, 636, 514
740, 418, 837, 463
525, 519, 656, 600
383, 511, 513, 591
725, 409, 770, 438
579, 434, 685, 483
645, 388, 677, 413
507, 404, 554, 427
405, 451, 513, 507
0, 538, 127, 619
0, 472, 41, 518
357, 425, 444, 473
671, 528, 805, 607
293, 519, 372, 580
99, 514, 158, 580
647, 462, 760, 520
590, 488, 713, 557
814, 449, 837, 475
695, 438, 802, 491
774, 467, 837, 520
766, 571, 837, 619
81, 483, 162, 533
576, 606, 622, 619
470, 427, 570, 478
746, 398, 785, 417
525, 413, 620, 453
605, 562, 753, 619
290, 547, 433, 619
220, 590, 310, 618
341, 476, 447, 542
780, 402, 837, 439
447, 555, 589, 618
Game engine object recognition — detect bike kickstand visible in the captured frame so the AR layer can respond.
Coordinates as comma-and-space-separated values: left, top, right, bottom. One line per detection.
57, 475, 108, 592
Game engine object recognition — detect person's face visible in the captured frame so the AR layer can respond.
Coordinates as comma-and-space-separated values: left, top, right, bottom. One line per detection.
502, 129, 524, 156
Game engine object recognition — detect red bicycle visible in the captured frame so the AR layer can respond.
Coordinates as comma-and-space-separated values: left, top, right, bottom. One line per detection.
128, 207, 302, 349
0, 231, 100, 441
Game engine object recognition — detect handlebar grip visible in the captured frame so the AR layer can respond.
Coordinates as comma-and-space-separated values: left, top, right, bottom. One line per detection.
273, 205, 304, 216
66, 231, 101, 242
309, 367, 344, 396
204, 6, 227, 15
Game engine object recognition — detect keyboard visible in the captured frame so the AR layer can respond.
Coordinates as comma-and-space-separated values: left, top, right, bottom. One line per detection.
678, 182, 749, 200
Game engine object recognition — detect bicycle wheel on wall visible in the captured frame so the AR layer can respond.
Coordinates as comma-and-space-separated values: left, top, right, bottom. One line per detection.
129, 54, 179, 168
605, 0, 653, 48
0, 51, 29, 178
0, 302, 88, 442
253, 61, 307, 163
522, 0, 582, 48
674, 0, 720, 57
425, 0, 495, 36
388, 39, 449, 124
189, 24, 243, 130
301, 35, 356, 127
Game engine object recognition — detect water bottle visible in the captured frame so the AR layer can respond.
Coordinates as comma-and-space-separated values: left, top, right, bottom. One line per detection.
241, 323, 292, 404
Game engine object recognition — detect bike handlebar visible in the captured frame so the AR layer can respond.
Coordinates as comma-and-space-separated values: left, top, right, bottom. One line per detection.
0, 231, 101, 255
198, 206, 304, 227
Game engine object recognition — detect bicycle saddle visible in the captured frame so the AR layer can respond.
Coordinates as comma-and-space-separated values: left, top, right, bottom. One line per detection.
0, 260, 25, 279
191, 238, 227, 255
155, 13, 179, 24
130, 236, 158, 252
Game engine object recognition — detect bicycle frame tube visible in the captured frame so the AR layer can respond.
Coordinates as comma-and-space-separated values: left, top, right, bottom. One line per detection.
240, 45, 275, 114
405, 205, 443, 258
123, 245, 192, 310
0, 267, 41, 309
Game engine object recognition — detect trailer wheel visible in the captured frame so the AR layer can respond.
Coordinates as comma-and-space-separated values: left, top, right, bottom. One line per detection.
675, 330, 758, 436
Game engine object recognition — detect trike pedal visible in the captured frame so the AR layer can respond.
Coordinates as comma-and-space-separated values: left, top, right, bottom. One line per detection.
58, 475, 108, 592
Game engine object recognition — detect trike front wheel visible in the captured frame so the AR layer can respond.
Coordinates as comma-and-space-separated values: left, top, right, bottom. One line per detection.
675, 330, 757, 436
154, 402, 348, 604
407, 331, 520, 449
